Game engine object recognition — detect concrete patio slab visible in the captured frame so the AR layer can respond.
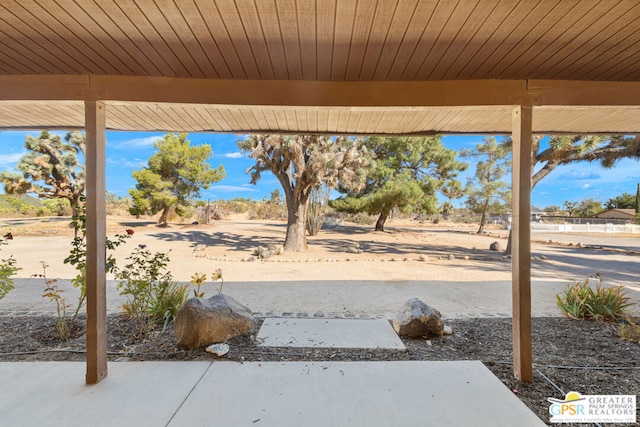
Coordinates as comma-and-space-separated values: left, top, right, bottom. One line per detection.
0, 361, 545, 427
170, 360, 546, 426
256, 318, 406, 349
0, 362, 211, 427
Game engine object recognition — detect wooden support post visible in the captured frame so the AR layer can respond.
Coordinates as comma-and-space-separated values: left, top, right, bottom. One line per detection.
85, 100, 108, 384
511, 105, 533, 382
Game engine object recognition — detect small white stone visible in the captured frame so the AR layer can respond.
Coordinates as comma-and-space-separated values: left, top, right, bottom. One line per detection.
205, 343, 230, 356
442, 325, 453, 335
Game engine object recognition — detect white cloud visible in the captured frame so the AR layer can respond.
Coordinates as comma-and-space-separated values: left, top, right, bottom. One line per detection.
559, 170, 600, 180
221, 152, 243, 159
581, 184, 592, 189
115, 135, 161, 148
106, 157, 146, 168
211, 185, 257, 193
548, 159, 640, 187
0, 152, 25, 166
257, 177, 280, 185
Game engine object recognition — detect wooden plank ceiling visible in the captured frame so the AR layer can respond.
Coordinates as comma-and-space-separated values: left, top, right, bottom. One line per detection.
0, 0, 639, 134
2, 102, 640, 134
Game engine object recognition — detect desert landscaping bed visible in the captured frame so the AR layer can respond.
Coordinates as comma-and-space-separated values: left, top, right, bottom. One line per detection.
1, 314, 638, 426
1, 217, 639, 425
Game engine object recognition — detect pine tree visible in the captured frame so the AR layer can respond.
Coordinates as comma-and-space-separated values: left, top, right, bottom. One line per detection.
129, 133, 225, 226
331, 136, 466, 232
461, 137, 511, 234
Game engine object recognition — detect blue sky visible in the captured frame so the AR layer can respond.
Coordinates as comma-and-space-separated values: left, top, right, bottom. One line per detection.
0, 130, 639, 210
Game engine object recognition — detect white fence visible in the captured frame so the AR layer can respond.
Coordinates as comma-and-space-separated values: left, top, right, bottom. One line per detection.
530, 222, 640, 234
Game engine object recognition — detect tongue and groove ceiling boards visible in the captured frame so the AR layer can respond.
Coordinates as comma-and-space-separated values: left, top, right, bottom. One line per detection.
0, 0, 638, 134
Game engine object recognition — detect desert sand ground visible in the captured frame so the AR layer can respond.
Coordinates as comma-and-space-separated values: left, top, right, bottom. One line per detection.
1, 215, 639, 319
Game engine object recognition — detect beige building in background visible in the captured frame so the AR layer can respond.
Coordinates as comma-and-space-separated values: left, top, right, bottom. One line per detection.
597, 209, 636, 221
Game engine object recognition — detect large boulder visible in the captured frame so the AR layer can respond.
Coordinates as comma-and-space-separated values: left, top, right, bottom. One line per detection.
392, 298, 443, 338
174, 294, 256, 349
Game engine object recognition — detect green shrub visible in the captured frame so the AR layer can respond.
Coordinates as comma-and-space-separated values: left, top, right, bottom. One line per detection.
619, 318, 640, 343
0, 256, 19, 299
0, 258, 18, 300
307, 184, 331, 236
38, 202, 132, 341
41, 198, 72, 216
247, 203, 286, 220
214, 198, 252, 214
0, 233, 20, 300
212, 198, 286, 220
556, 276, 633, 322
151, 279, 189, 332
116, 244, 183, 337
344, 212, 375, 225
0, 194, 42, 217
37, 262, 73, 340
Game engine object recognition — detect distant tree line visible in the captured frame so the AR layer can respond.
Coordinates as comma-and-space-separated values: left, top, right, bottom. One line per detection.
2, 129, 640, 252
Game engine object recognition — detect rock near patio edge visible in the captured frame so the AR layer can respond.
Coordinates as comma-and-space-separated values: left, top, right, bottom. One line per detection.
174, 294, 256, 349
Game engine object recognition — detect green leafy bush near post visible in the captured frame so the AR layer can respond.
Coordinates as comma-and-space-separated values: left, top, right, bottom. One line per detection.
41, 199, 132, 341
116, 245, 187, 337
0, 233, 20, 300
37, 262, 72, 340
151, 279, 189, 333
556, 276, 633, 322
0, 257, 19, 299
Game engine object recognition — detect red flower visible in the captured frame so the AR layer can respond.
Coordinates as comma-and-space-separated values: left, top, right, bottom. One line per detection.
4, 232, 13, 240
125, 229, 134, 236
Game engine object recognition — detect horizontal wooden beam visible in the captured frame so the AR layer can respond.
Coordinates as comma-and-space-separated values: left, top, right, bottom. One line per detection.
527, 80, 640, 106
0, 75, 529, 106
1, 76, 638, 133
0, 75, 92, 101
1, 75, 638, 107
